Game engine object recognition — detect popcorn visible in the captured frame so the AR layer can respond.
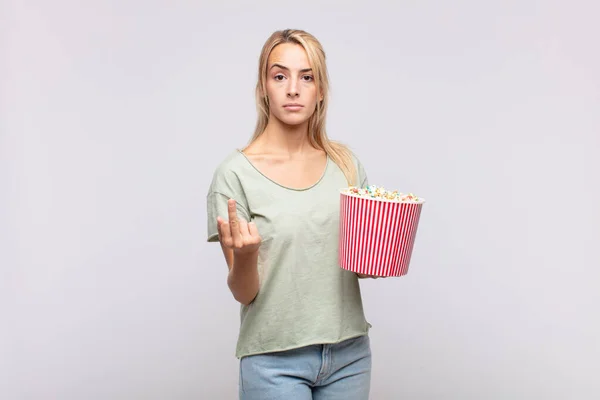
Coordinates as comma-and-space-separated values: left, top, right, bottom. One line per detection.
341, 185, 423, 203
338, 184, 426, 277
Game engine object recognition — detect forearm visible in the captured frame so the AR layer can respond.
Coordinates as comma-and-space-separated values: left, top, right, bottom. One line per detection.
227, 251, 260, 305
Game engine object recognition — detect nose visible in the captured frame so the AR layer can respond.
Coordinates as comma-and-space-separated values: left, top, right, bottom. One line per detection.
287, 77, 299, 98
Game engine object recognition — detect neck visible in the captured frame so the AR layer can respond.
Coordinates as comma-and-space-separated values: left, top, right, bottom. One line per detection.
259, 116, 313, 157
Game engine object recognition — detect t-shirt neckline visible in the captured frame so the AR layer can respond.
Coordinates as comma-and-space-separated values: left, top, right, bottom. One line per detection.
236, 149, 330, 192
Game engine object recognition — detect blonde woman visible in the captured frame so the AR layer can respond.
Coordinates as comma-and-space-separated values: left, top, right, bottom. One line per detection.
207, 29, 374, 399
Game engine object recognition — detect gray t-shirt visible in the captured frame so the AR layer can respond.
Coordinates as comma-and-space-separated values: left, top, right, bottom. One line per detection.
206, 149, 371, 358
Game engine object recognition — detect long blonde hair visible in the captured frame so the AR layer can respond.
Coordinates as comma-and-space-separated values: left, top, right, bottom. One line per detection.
247, 29, 357, 186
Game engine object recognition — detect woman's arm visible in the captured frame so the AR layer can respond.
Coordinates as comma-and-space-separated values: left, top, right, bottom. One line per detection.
217, 199, 262, 305
220, 243, 260, 305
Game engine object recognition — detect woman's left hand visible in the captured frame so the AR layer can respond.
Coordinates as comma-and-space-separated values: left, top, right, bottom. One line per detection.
356, 273, 384, 279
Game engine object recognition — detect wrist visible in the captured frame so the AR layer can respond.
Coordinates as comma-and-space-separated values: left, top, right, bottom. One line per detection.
233, 249, 259, 266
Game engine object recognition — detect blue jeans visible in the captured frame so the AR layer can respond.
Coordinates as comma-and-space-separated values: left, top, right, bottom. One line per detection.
239, 334, 372, 400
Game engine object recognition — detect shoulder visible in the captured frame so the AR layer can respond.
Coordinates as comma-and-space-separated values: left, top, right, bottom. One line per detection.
330, 140, 365, 167
342, 142, 368, 174
351, 151, 368, 187
207, 149, 249, 195
327, 140, 369, 187
349, 149, 365, 169
212, 149, 247, 172
345, 145, 369, 187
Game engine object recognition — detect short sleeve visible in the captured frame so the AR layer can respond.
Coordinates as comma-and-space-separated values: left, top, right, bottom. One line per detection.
206, 161, 251, 243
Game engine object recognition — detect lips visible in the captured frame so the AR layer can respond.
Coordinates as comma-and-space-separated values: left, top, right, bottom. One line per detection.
283, 104, 304, 110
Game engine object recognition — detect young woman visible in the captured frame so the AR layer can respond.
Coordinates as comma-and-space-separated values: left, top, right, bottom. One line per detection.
207, 29, 375, 399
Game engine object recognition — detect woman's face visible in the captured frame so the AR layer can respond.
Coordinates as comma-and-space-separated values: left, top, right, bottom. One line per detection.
265, 43, 322, 127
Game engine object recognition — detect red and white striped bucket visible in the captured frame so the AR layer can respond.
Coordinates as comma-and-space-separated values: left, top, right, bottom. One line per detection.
338, 191, 425, 277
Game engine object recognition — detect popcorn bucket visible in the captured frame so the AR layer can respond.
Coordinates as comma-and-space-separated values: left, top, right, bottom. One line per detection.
338, 191, 425, 277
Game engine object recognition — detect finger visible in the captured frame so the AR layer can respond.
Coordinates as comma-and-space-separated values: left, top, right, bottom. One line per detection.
227, 199, 239, 224
357, 273, 377, 279
220, 221, 233, 247
227, 200, 243, 246
217, 217, 223, 237
248, 222, 260, 239
238, 218, 250, 239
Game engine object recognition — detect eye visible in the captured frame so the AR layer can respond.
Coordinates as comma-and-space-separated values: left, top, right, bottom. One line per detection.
274, 74, 285, 81
302, 75, 314, 82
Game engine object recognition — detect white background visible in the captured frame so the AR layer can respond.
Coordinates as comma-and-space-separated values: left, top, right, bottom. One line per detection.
2, 0, 599, 399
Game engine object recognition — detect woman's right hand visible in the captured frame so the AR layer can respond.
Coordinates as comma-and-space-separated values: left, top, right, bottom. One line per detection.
217, 199, 262, 255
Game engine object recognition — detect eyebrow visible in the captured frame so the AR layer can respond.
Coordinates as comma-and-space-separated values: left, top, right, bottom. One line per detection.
269, 63, 312, 73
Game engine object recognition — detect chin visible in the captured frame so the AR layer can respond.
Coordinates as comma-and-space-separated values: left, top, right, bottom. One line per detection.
275, 112, 313, 127
282, 118, 310, 127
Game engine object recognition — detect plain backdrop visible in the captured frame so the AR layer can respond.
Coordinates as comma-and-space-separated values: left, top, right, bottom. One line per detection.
2, 0, 599, 399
